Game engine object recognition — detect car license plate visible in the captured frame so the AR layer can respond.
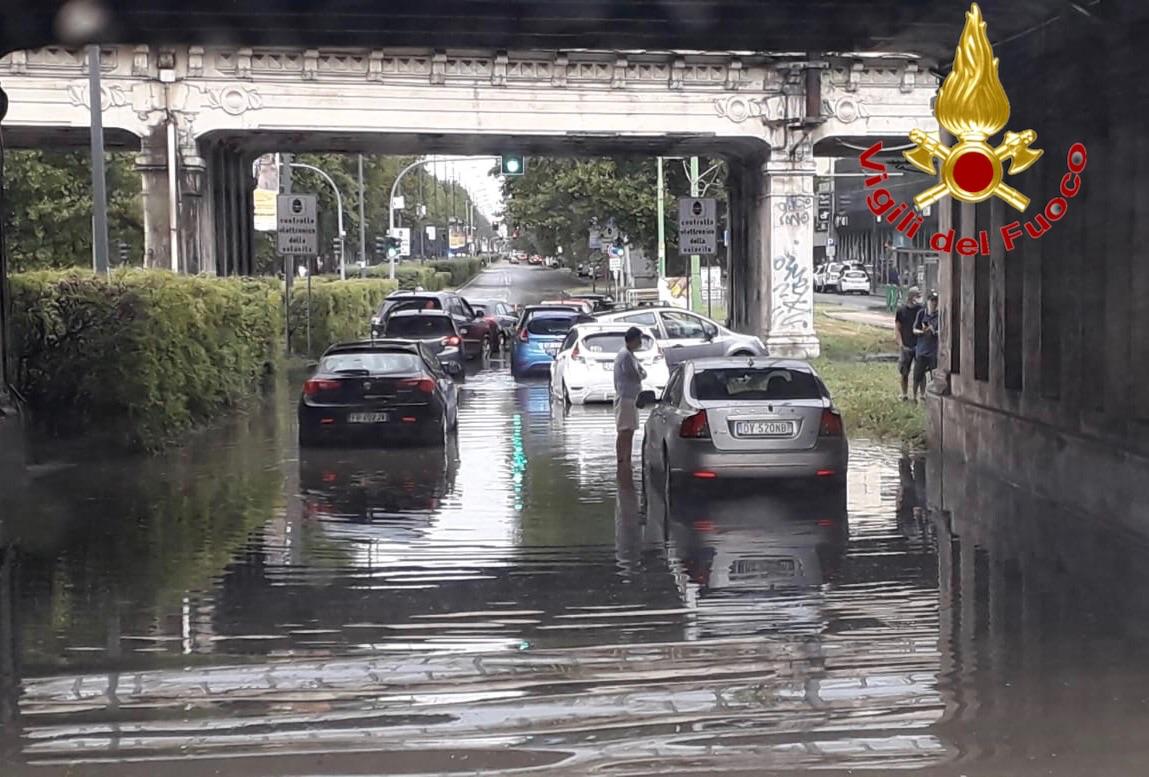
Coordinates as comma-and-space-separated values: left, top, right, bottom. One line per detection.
348, 412, 389, 423
733, 420, 794, 437
731, 558, 796, 577
543, 343, 560, 355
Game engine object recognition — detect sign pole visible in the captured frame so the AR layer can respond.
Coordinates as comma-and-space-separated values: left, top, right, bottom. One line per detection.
306, 261, 312, 357
284, 255, 294, 357
689, 157, 702, 313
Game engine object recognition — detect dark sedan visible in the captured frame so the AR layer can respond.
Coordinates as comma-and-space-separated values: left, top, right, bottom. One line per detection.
299, 340, 458, 447
380, 310, 466, 376
467, 298, 519, 350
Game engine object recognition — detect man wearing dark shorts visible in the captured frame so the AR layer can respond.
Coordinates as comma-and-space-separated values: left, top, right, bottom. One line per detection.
894, 287, 922, 401
912, 291, 940, 401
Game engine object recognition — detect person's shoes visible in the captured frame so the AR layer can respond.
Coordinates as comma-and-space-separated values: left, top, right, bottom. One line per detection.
900, 395, 908, 402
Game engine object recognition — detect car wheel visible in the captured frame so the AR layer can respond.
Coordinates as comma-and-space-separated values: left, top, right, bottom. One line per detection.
563, 381, 572, 407
481, 335, 492, 363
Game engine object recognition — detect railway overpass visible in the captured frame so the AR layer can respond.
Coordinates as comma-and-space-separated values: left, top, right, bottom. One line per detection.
0, 0, 1146, 518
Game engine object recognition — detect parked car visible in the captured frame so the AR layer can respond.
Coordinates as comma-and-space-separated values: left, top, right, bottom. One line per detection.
838, 269, 872, 295
379, 310, 466, 376
544, 256, 560, 268
299, 340, 459, 447
510, 306, 585, 379
528, 255, 544, 266
640, 357, 847, 499
815, 261, 845, 293
595, 306, 767, 367
576, 264, 590, 279
549, 323, 668, 405
541, 298, 594, 315
466, 298, 518, 350
577, 293, 615, 313
370, 291, 497, 360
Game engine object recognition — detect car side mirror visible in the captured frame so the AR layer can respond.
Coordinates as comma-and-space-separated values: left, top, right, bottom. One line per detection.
703, 323, 718, 341
636, 390, 657, 409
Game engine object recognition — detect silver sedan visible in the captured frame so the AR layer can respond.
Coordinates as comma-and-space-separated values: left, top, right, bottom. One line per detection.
640, 357, 848, 500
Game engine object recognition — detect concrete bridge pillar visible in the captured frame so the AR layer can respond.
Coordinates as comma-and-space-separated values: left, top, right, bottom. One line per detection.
202, 142, 256, 275
725, 153, 767, 336
136, 125, 172, 270
759, 155, 818, 357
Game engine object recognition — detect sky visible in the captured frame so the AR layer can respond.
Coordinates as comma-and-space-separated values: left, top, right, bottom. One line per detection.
423, 156, 505, 221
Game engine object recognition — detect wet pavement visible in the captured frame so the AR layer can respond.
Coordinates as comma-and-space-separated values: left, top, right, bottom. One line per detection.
3, 265, 1149, 775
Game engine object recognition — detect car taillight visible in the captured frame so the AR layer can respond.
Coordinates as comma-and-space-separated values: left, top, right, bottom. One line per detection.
680, 410, 711, 439
303, 378, 340, 397
518, 328, 529, 342
400, 378, 436, 393
819, 408, 844, 436
441, 335, 462, 347
571, 344, 583, 362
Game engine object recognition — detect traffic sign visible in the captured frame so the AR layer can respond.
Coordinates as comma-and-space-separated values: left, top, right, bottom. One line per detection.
677, 197, 717, 256
588, 228, 602, 250
277, 194, 318, 256
389, 227, 412, 257
609, 255, 622, 272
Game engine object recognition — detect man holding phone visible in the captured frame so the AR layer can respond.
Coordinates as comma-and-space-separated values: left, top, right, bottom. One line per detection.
912, 291, 940, 401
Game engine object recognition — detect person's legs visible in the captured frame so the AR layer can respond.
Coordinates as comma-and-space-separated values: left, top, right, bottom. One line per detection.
898, 348, 914, 399
912, 356, 928, 400
616, 429, 635, 464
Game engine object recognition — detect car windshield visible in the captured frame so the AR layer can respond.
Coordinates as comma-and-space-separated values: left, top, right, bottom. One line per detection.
691, 367, 823, 401
526, 313, 579, 336
582, 333, 656, 353
320, 352, 423, 374
383, 316, 455, 337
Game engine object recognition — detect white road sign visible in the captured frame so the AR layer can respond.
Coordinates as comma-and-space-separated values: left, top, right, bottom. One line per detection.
390, 227, 412, 257
677, 197, 717, 256
425, 225, 437, 241
277, 194, 318, 256
609, 255, 622, 272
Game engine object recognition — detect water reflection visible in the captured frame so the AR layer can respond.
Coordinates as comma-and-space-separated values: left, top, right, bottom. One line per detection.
11, 352, 1149, 775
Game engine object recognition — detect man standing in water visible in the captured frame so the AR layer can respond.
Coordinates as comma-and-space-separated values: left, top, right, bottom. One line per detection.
912, 291, 940, 401
894, 287, 923, 401
613, 327, 647, 466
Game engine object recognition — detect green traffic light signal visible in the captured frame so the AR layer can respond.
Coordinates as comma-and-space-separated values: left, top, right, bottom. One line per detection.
501, 155, 525, 176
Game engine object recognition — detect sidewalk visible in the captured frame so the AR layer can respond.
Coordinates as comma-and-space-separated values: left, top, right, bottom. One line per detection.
820, 306, 894, 330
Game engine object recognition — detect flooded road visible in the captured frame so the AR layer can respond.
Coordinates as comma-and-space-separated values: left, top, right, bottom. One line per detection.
4, 267, 1149, 775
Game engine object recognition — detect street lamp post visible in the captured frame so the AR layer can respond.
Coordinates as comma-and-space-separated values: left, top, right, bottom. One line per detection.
284, 161, 346, 279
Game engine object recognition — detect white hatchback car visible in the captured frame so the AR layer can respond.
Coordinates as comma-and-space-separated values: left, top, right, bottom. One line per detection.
838, 269, 872, 294
550, 323, 668, 405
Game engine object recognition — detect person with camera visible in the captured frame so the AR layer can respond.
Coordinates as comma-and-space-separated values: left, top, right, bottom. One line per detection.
911, 291, 940, 402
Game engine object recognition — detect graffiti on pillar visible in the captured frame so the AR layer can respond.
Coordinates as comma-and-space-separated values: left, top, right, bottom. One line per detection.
771, 250, 812, 330
775, 195, 812, 227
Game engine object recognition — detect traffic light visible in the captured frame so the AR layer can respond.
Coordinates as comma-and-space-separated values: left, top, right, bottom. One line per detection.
118, 241, 129, 264
500, 154, 525, 176
332, 237, 343, 258
385, 235, 402, 258
374, 235, 386, 258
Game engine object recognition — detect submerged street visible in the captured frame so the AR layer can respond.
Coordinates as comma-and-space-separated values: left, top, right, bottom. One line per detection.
4, 267, 1149, 776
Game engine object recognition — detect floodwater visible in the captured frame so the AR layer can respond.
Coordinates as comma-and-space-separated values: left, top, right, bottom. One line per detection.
4, 269, 1149, 776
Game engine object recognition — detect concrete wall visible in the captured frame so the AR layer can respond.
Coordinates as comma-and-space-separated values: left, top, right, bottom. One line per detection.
929, 3, 1149, 520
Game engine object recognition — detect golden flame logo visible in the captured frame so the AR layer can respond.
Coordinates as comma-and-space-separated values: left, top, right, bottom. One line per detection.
904, 3, 1043, 211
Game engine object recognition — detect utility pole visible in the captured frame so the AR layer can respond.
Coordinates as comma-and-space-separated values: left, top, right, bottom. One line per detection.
357, 154, 366, 265
88, 45, 110, 275
656, 157, 666, 282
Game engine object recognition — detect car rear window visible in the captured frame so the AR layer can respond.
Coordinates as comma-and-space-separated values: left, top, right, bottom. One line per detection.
582, 333, 656, 353
691, 368, 823, 401
525, 313, 578, 336
844, 271, 868, 279
320, 352, 423, 374
384, 297, 441, 316
384, 316, 455, 337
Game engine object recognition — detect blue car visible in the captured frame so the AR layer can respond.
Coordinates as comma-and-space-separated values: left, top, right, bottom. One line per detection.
510, 306, 584, 379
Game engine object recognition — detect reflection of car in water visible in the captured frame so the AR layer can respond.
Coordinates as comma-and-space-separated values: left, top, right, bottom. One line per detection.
299, 444, 459, 522
649, 487, 848, 637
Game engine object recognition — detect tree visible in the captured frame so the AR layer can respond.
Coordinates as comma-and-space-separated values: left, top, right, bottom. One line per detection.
500, 156, 727, 275
4, 150, 143, 272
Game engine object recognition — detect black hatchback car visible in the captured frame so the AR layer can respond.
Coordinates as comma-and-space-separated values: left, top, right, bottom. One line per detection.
299, 340, 459, 447
379, 310, 467, 376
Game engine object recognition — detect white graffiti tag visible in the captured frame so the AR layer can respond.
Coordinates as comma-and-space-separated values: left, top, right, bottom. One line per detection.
771, 251, 812, 331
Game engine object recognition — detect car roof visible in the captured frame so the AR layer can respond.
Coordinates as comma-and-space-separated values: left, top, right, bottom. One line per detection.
323, 339, 422, 355
686, 356, 815, 372
572, 322, 655, 335
388, 308, 452, 318
386, 290, 454, 299
523, 305, 583, 315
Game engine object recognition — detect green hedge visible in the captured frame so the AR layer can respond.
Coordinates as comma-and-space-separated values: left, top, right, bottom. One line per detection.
289, 277, 397, 356
430, 258, 484, 286
10, 269, 281, 451
364, 258, 483, 289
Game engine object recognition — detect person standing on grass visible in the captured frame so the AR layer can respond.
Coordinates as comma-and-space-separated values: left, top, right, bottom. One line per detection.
912, 291, 940, 401
613, 327, 647, 466
894, 286, 923, 401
